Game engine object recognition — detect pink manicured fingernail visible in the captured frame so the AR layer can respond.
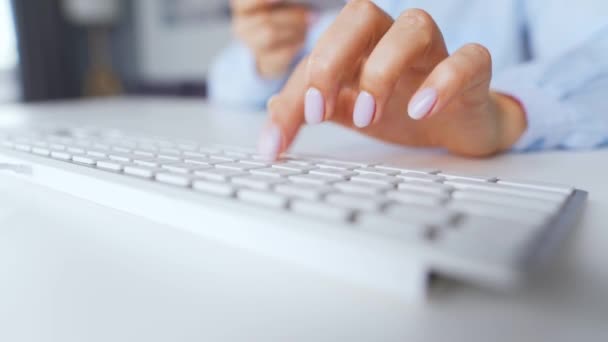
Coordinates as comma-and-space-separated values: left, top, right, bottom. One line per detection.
257, 124, 282, 160
408, 88, 437, 120
305, 87, 324, 124
353, 91, 376, 128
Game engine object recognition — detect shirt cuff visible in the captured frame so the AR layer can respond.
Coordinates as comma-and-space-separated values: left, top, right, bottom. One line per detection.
491, 64, 580, 151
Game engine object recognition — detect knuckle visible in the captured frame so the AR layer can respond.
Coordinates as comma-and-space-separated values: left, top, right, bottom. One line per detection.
436, 62, 461, 86
307, 54, 335, 80
347, 0, 380, 15
465, 43, 492, 68
400, 8, 434, 30
398, 9, 435, 50
362, 64, 393, 92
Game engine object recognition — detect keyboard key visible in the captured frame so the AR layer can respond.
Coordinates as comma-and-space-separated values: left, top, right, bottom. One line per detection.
251, 167, 303, 178
183, 156, 217, 166
194, 168, 248, 182
183, 151, 207, 158
50, 150, 72, 160
67, 146, 86, 154
289, 173, 341, 185
375, 165, 441, 174
316, 158, 369, 168
216, 162, 265, 171
231, 175, 288, 190
333, 181, 393, 195
132, 149, 156, 157
290, 200, 355, 222
438, 173, 497, 182
350, 173, 400, 185
315, 161, 357, 170
274, 183, 334, 200
161, 162, 210, 174
397, 181, 454, 195
108, 152, 133, 162
385, 190, 447, 206
96, 159, 124, 171
157, 153, 181, 161
444, 179, 567, 202
124, 165, 165, 179
354, 167, 398, 176
223, 150, 251, 158
32, 147, 51, 156
133, 157, 163, 168
396, 173, 444, 183
15, 143, 32, 152
309, 168, 356, 179
278, 157, 313, 166
325, 193, 388, 211
238, 158, 270, 166
72, 154, 98, 165
156, 172, 193, 187
86, 149, 108, 158
497, 179, 574, 195
192, 179, 237, 197
237, 189, 289, 208
208, 155, 236, 162
272, 162, 316, 172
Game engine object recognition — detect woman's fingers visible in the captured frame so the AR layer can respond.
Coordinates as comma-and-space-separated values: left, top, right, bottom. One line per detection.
304, 0, 392, 125
353, 9, 448, 128
408, 43, 493, 120
258, 58, 309, 159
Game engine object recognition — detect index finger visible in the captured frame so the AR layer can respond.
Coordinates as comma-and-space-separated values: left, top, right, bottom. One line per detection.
257, 58, 309, 160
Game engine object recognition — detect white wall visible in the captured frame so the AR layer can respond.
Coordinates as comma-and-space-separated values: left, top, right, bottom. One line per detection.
134, 0, 232, 83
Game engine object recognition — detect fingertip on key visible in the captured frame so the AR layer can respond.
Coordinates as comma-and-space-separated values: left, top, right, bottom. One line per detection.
257, 124, 282, 161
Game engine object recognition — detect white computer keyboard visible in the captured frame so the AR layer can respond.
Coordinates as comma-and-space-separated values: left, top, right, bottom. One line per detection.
0, 127, 587, 298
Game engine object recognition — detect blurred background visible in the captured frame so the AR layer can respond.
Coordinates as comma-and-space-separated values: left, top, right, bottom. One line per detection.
0, 0, 233, 104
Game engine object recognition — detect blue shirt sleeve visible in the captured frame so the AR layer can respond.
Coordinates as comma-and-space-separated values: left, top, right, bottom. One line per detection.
207, 41, 288, 109
492, 0, 608, 150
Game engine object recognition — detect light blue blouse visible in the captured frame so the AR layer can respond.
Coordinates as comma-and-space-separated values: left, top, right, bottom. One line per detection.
208, 0, 608, 151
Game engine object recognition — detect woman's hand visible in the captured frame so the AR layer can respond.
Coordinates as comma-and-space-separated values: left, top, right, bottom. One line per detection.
231, 0, 314, 78
257, 0, 527, 159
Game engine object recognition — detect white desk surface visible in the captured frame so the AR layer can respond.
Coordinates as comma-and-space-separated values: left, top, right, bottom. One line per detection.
0, 98, 606, 342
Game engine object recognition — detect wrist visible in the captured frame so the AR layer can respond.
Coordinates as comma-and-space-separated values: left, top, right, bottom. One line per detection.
492, 91, 528, 152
